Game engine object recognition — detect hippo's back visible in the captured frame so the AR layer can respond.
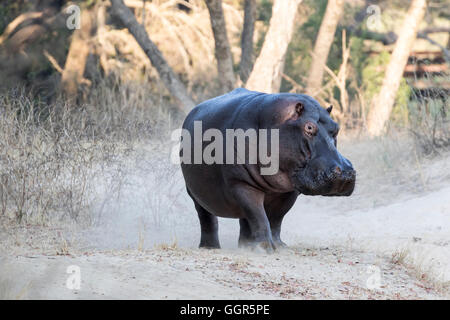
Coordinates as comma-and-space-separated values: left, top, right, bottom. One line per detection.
182, 88, 265, 133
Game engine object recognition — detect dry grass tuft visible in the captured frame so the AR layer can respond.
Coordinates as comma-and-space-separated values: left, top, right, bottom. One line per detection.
390, 245, 450, 297
408, 84, 450, 156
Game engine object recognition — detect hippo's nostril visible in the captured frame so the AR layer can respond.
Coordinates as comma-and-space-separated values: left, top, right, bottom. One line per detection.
342, 169, 356, 181
333, 166, 342, 175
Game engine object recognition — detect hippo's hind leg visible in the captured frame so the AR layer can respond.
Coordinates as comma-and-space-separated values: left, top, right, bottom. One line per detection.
195, 203, 220, 249
187, 188, 220, 248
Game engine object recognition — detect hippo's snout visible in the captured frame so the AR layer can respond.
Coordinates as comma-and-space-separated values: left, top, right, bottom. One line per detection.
322, 165, 356, 196
294, 160, 356, 197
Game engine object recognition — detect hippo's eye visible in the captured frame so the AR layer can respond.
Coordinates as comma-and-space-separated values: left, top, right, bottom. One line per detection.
330, 125, 339, 138
332, 124, 340, 138
304, 121, 317, 138
332, 130, 338, 146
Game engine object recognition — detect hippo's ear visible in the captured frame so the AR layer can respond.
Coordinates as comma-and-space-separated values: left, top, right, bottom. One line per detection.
285, 102, 304, 121
295, 102, 304, 116
326, 105, 333, 114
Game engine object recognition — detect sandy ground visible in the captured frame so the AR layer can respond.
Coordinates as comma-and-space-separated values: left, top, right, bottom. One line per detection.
0, 244, 445, 299
0, 140, 449, 299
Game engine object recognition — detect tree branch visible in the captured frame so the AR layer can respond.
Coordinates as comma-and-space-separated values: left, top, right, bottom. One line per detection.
110, 0, 195, 112
348, 24, 450, 59
417, 30, 450, 63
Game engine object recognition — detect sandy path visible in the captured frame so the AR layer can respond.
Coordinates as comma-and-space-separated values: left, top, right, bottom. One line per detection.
1, 185, 449, 299
0, 244, 445, 299
0, 244, 446, 299
1, 148, 449, 299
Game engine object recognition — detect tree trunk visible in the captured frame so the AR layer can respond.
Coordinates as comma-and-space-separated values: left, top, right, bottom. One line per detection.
305, 0, 345, 96
110, 0, 195, 112
366, 0, 427, 136
239, 0, 256, 83
245, 0, 303, 93
205, 0, 235, 92
61, 7, 94, 98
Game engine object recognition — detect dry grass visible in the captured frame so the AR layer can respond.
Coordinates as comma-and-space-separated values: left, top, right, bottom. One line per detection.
408, 85, 450, 156
390, 245, 450, 296
0, 84, 177, 225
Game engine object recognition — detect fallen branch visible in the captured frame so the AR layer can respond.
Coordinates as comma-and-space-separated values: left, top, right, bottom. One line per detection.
110, 0, 195, 112
0, 11, 45, 45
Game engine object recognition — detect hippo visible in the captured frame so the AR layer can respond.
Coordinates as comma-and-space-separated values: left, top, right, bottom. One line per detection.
180, 88, 356, 252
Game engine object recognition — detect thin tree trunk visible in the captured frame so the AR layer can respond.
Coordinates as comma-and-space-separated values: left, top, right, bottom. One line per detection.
367, 0, 427, 136
205, 0, 235, 92
305, 0, 345, 96
110, 0, 195, 112
61, 7, 94, 98
96, 3, 110, 76
246, 0, 303, 93
239, 0, 256, 83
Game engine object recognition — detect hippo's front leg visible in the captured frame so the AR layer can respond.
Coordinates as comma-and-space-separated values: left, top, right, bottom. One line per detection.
232, 185, 275, 253
265, 191, 298, 249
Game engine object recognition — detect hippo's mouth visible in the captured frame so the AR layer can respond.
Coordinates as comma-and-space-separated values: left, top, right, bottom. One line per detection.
292, 165, 356, 196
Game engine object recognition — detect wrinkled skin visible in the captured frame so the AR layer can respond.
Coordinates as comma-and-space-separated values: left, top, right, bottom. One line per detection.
181, 88, 356, 252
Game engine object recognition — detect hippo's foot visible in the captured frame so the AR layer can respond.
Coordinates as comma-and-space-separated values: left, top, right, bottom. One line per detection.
199, 242, 221, 249
199, 233, 221, 249
239, 218, 275, 253
273, 238, 288, 249
239, 238, 276, 254
253, 240, 276, 253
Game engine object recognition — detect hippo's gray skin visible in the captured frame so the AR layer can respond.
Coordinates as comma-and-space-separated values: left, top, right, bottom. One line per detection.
180, 88, 355, 252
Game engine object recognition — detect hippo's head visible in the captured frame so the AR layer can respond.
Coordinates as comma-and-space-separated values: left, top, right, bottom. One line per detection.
277, 95, 356, 196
